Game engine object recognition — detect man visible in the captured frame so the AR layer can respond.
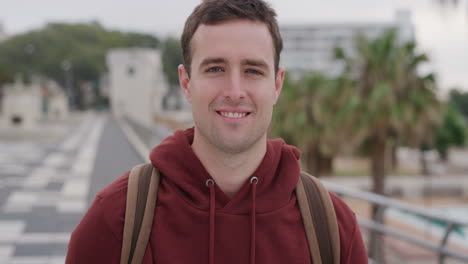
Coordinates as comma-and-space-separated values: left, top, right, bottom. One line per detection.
66, 0, 368, 263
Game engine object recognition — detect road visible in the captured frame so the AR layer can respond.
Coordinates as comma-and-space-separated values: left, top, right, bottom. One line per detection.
0, 112, 145, 264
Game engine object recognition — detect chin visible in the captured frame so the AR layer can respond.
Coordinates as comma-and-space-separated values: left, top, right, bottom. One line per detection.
219, 135, 264, 154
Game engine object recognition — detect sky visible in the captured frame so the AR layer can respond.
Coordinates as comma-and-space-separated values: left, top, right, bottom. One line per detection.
1, 0, 467, 94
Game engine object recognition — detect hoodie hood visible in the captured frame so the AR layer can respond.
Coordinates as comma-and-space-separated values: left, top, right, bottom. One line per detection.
149, 127, 301, 215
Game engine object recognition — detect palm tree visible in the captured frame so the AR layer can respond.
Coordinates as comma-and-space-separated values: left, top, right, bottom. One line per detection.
336, 29, 440, 195
336, 29, 442, 261
271, 72, 361, 176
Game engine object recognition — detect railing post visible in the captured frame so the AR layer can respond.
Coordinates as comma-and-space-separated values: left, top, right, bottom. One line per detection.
438, 223, 456, 264
369, 204, 387, 263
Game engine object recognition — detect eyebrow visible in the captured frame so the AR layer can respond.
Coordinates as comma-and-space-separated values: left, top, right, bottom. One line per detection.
199, 57, 226, 68
198, 57, 270, 71
241, 59, 269, 71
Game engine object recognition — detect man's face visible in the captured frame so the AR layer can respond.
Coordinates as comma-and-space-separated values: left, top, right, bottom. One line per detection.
179, 20, 285, 154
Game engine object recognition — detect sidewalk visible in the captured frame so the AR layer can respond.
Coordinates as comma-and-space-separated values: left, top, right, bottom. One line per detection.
115, 114, 172, 163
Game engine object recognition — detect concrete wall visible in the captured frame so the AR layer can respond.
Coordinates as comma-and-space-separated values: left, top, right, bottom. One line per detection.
107, 48, 168, 127
0, 80, 42, 128
0, 77, 69, 127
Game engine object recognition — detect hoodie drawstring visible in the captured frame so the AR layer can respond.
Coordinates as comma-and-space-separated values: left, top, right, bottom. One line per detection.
206, 177, 258, 264
206, 179, 215, 264
250, 176, 258, 264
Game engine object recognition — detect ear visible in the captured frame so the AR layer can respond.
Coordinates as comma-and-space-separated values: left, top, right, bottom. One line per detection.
178, 64, 192, 104
273, 67, 285, 105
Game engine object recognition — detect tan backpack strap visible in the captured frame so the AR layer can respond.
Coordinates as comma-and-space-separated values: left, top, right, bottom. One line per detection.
296, 175, 322, 264
297, 172, 340, 264
121, 163, 160, 264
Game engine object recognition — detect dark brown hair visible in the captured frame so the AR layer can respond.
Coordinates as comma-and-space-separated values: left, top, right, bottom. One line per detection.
181, 0, 283, 76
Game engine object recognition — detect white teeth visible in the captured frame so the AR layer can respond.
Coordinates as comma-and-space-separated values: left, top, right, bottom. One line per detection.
220, 112, 247, 118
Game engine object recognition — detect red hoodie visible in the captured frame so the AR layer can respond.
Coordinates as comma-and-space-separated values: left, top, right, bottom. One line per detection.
66, 128, 367, 263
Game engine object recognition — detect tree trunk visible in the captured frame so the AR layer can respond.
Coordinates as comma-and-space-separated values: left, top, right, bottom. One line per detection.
371, 135, 387, 195
439, 148, 449, 162
305, 144, 320, 176
391, 143, 398, 172
420, 149, 430, 175
369, 134, 387, 263
319, 155, 334, 176
303, 144, 334, 177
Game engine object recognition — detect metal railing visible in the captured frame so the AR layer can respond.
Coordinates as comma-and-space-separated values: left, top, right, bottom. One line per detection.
322, 180, 468, 264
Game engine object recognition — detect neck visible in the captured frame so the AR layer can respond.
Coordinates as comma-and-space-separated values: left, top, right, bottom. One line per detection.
191, 129, 267, 198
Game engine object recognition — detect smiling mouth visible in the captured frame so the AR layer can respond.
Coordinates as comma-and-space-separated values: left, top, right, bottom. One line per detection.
216, 111, 251, 118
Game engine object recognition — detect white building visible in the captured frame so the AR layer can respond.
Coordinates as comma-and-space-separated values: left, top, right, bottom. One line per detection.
107, 48, 168, 127
0, 77, 69, 128
0, 77, 42, 128
280, 10, 414, 78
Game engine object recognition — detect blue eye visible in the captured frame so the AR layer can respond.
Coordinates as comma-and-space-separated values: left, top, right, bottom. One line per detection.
246, 69, 263, 75
207, 66, 224, 73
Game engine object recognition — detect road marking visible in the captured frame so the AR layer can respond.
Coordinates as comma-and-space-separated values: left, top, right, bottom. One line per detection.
23, 168, 57, 189
15, 233, 70, 244
0, 113, 105, 262
0, 221, 25, 241
60, 113, 94, 152
43, 154, 67, 168
3, 116, 105, 214
57, 200, 87, 213
61, 179, 89, 198
0, 246, 14, 263
2, 256, 65, 264
0, 164, 28, 175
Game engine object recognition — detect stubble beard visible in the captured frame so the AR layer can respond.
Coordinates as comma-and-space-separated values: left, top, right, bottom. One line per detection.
196, 112, 272, 155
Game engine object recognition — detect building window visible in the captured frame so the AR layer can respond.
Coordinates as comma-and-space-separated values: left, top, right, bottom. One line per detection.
127, 66, 135, 77
11, 115, 22, 126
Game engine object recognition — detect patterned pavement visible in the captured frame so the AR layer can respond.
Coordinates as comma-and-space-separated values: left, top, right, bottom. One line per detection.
0, 113, 105, 264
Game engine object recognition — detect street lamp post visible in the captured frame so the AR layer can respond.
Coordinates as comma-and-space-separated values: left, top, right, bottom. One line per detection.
24, 43, 35, 82
61, 60, 74, 110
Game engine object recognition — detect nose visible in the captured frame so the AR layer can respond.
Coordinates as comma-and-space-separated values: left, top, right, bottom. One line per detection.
222, 70, 246, 101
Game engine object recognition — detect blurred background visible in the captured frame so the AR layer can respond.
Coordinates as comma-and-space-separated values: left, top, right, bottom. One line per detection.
0, 0, 467, 263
